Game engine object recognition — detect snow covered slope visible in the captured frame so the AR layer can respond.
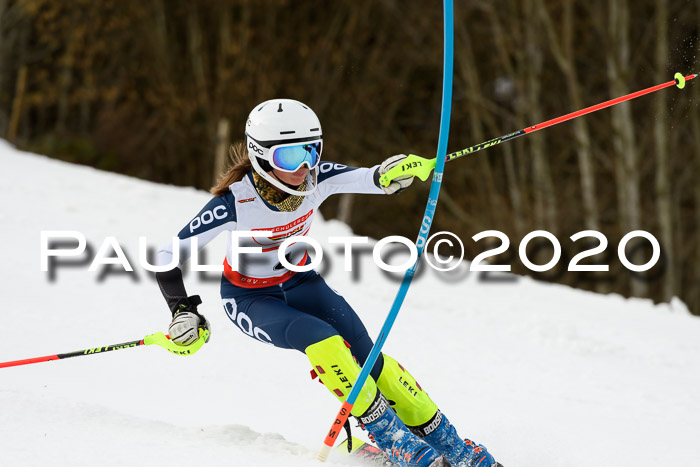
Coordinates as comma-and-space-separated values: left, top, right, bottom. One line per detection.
1, 140, 699, 467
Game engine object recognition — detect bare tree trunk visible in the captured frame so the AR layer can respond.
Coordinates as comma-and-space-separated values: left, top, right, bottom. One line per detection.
455, 24, 498, 229
607, 0, 647, 297
144, 0, 176, 180
0, 0, 6, 47
213, 5, 231, 120
539, 0, 607, 291
562, 1, 597, 233
654, 0, 674, 303
80, 54, 95, 135
212, 118, 230, 186
525, 0, 558, 234
57, 38, 76, 136
539, 0, 599, 231
480, 3, 526, 237
438, 190, 477, 226
188, 4, 209, 114
7, 65, 27, 143
0, 0, 8, 135
6, 6, 30, 141
691, 0, 700, 316
308, 5, 350, 119
187, 4, 211, 187
153, 0, 171, 71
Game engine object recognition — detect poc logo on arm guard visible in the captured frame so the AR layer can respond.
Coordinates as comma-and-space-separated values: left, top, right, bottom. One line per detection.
190, 205, 228, 233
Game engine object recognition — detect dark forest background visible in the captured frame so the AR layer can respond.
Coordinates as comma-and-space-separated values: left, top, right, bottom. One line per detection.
1, 0, 699, 314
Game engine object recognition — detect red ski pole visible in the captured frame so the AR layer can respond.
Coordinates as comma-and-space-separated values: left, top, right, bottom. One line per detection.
379, 72, 697, 186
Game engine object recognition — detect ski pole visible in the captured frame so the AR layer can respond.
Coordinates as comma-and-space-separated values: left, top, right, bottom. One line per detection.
379, 72, 697, 186
0, 329, 210, 369
317, 0, 455, 461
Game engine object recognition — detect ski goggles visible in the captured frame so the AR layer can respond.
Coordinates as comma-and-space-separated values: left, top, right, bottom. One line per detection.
268, 140, 322, 172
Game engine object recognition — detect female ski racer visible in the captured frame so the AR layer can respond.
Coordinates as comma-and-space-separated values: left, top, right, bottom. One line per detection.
155, 99, 499, 467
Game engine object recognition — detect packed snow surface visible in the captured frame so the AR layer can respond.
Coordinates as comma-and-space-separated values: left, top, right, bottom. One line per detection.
1, 140, 699, 467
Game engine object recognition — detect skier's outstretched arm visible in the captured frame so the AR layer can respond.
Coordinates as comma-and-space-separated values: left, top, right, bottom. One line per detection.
315, 154, 416, 200
155, 193, 237, 345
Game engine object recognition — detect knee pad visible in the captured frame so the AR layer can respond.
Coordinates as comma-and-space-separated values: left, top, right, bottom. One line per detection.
305, 335, 377, 416
376, 354, 438, 427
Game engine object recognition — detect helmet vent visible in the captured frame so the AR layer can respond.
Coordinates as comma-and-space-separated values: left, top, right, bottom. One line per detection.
310, 128, 320, 132
277, 103, 283, 112
280, 130, 296, 135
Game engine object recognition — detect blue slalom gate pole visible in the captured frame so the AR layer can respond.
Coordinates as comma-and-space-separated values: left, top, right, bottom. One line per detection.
317, 0, 454, 460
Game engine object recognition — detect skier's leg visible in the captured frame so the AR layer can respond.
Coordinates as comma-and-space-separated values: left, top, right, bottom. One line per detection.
221, 291, 337, 350
375, 354, 437, 426
376, 355, 498, 467
227, 274, 450, 466
305, 335, 378, 416
282, 273, 449, 465
221, 278, 374, 415
306, 335, 444, 467
283, 271, 385, 380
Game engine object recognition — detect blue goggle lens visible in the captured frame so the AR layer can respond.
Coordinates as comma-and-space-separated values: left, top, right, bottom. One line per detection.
271, 142, 322, 171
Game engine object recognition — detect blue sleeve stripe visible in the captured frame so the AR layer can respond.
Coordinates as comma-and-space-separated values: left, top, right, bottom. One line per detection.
317, 162, 358, 183
177, 193, 237, 239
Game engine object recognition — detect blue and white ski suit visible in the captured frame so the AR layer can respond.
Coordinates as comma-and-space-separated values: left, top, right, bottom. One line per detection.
156, 163, 386, 378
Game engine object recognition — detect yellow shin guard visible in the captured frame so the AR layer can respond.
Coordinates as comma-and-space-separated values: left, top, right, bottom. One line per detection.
376, 355, 438, 427
305, 335, 377, 417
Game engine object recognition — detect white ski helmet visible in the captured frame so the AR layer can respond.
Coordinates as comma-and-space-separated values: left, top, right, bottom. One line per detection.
245, 99, 323, 196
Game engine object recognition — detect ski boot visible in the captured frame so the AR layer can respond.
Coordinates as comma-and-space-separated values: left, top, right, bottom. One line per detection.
372, 355, 499, 466
412, 411, 498, 467
358, 393, 449, 466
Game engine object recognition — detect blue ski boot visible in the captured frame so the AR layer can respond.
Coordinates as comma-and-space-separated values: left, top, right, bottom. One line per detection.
411, 411, 498, 467
358, 393, 449, 466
